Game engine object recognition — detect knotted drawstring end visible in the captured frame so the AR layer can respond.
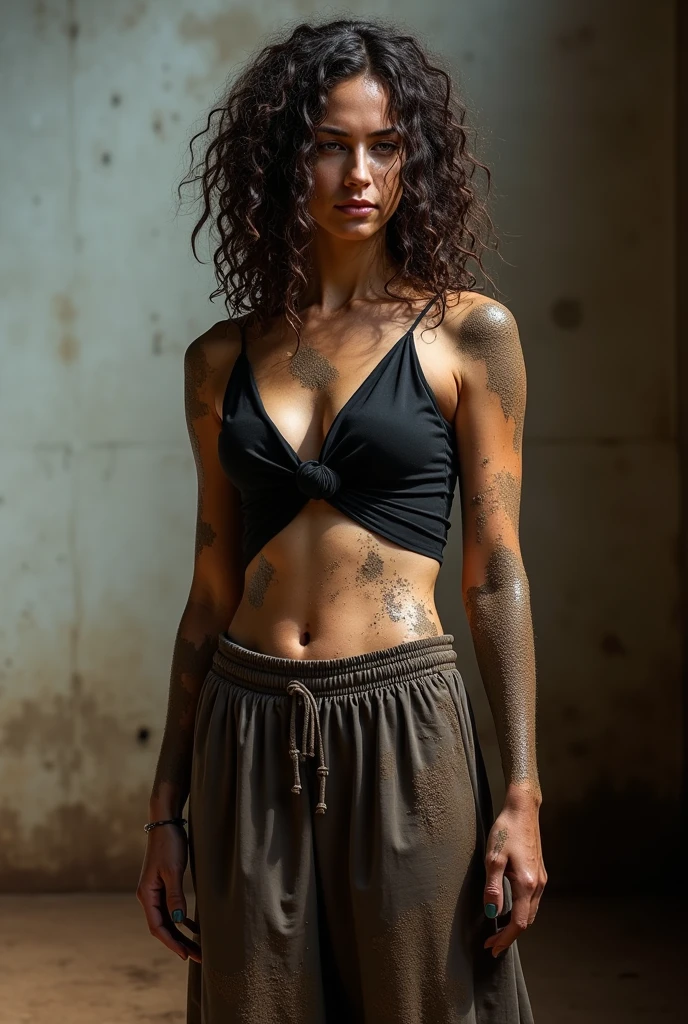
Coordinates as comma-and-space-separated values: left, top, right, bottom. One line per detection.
287, 678, 329, 818
289, 747, 302, 794
315, 764, 329, 814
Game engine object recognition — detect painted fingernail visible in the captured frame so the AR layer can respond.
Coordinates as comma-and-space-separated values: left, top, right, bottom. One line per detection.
484, 903, 497, 918
172, 909, 184, 923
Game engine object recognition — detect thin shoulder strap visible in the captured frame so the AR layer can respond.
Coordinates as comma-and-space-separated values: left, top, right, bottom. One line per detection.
408, 293, 439, 335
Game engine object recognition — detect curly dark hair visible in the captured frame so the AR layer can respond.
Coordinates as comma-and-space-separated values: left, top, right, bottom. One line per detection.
178, 15, 501, 340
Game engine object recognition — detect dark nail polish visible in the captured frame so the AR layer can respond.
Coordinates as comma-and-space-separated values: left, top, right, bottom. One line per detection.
172, 909, 184, 923
484, 903, 497, 918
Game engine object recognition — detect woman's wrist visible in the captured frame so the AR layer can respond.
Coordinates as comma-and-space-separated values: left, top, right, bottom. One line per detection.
144, 816, 188, 834
503, 779, 542, 809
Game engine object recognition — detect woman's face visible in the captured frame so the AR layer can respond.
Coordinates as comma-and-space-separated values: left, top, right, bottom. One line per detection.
308, 72, 404, 241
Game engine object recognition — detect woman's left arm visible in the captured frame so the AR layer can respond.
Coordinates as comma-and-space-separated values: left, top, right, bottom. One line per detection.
451, 295, 547, 957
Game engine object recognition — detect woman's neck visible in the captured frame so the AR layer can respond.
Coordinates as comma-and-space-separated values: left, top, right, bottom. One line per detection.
301, 230, 402, 311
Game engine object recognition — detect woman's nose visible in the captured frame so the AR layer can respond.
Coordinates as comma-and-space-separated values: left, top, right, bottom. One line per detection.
345, 147, 372, 186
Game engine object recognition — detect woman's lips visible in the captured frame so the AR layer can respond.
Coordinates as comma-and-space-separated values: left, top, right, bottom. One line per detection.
335, 203, 377, 216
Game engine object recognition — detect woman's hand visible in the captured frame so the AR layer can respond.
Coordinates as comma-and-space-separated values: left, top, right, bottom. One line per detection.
482, 789, 547, 958
136, 824, 202, 963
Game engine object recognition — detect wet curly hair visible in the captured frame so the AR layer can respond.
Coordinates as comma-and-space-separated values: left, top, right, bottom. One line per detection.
178, 15, 501, 339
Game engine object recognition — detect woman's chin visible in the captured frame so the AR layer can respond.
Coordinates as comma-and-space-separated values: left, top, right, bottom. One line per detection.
325, 220, 381, 241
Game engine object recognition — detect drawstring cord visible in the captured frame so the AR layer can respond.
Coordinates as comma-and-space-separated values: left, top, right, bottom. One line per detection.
286, 679, 329, 815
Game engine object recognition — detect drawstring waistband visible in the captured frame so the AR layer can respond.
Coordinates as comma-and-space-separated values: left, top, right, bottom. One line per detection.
286, 679, 329, 814
207, 631, 458, 819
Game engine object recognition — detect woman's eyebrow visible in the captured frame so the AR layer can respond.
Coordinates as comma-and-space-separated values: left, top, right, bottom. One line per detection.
316, 125, 398, 137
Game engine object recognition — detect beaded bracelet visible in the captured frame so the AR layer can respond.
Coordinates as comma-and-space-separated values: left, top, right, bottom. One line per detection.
143, 816, 188, 834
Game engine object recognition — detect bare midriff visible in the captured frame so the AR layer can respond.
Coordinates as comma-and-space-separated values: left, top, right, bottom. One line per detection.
226, 500, 443, 659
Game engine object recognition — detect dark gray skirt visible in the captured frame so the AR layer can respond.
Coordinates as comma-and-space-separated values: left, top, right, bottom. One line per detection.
186, 631, 534, 1023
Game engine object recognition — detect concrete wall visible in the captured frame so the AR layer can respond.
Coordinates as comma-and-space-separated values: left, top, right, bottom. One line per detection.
0, 0, 679, 890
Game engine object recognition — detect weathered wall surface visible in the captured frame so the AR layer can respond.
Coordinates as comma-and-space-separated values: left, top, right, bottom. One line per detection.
0, 0, 679, 890
437, 0, 680, 889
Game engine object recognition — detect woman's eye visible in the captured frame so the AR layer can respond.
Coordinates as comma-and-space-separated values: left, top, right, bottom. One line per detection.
317, 141, 399, 154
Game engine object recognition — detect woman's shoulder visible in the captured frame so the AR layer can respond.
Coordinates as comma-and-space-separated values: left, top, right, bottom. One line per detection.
440, 290, 521, 357
184, 317, 248, 424
432, 291, 523, 412
441, 289, 515, 324
184, 316, 245, 367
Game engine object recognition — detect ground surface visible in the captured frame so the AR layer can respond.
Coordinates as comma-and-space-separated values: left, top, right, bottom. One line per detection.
0, 892, 682, 1022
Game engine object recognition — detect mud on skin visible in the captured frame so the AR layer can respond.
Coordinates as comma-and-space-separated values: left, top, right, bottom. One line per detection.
492, 827, 508, 855
356, 549, 384, 584
464, 536, 539, 788
319, 544, 373, 607
378, 575, 439, 638
470, 468, 521, 545
151, 340, 229, 810
458, 302, 526, 453
288, 343, 340, 390
352, 537, 439, 640
151, 629, 218, 799
246, 554, 277, 608
319, 557, 344, 604
318, 537, 439, 639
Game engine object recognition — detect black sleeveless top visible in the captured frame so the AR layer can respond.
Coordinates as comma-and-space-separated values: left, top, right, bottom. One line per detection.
218, 295, 460, 569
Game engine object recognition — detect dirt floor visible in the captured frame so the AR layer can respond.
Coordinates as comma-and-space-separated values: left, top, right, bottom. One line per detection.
0, 891, 682, 1023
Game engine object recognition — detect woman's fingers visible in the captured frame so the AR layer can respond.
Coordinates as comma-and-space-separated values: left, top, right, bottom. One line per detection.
527, 865, 547, 927
482, 803, 548, 957
484, 868, 541, 957
136, 874, 197, 961
161, 900, 203, 963
482, 843, 506, 920
484, 890, 529, 956
165, 878, 188, 931
527, 896, 540, 927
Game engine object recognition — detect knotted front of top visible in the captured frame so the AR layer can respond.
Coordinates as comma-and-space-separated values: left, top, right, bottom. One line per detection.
295, 460, 341, 500
286, 678, 329, 815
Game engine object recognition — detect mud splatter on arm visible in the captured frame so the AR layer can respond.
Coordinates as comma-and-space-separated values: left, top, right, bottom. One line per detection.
150, 607, 223, 816
453, 299, 540, 800
149, 328, 245, 816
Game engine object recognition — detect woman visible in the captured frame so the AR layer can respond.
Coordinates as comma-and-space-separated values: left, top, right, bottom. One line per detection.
137, 16, 545, 1023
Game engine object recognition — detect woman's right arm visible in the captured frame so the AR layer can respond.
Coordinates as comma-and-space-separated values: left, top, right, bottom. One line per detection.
149, 322, 244, 820
137, 321, 244, 960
